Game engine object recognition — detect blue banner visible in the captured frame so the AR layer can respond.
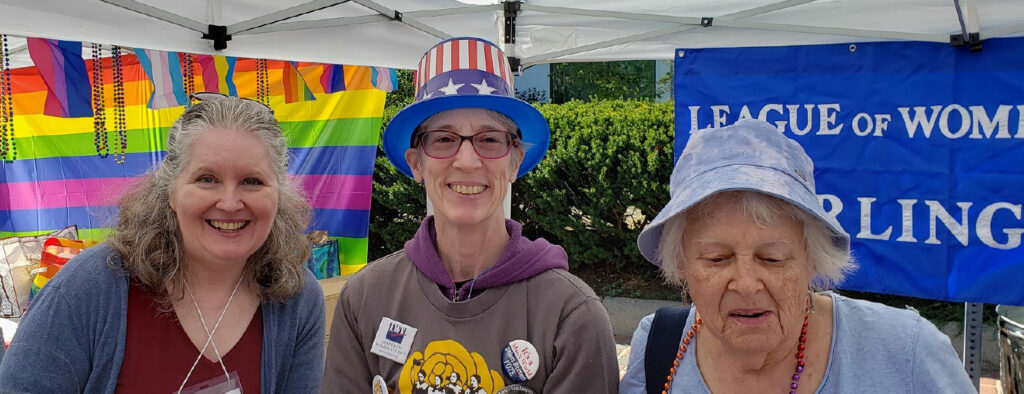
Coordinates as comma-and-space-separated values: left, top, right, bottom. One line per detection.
674, 37, 1024, 305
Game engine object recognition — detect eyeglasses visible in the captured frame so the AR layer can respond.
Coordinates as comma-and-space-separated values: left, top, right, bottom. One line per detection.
415, 130, 518, 159
189, 92, 273, 114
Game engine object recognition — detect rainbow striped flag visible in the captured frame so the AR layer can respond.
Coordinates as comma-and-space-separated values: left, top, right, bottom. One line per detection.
282, 61, 316, 103
195, 54, 238, 96
321, 64, 346, 94
25, 38, 93, 118
133, 48, 189, 109
1, 51, 386, 275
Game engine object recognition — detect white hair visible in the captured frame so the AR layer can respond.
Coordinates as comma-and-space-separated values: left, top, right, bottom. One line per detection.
657, 190, 855, 290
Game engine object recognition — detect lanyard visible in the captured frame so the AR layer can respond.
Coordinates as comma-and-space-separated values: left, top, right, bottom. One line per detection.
177, 276, 243, 393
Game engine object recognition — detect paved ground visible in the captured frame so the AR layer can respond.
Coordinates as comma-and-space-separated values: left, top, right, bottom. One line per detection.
602, 296, 1006, 392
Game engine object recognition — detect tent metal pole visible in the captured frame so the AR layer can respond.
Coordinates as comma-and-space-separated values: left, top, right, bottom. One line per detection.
521, 25, 695, 66
962, 0, 981, 36
725, 0, 815, 18
521, 5, 701, 24
241, 15, 391, 35
239, 5, 498, 35
403, 5, 500, 19
502, 1, 521, 71
522, 0, 815, 23
985, 23, 1024, 38
519, 0, 814, 65
714, 20, 948, 43
207, 0, 223, 25
98, 0, 207, 33
351, 0, 451, 40
228, 0, 352, 35
962, 302, 983, 391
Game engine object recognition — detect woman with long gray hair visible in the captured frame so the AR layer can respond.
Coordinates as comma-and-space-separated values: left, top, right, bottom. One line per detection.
0, 94, 325, 393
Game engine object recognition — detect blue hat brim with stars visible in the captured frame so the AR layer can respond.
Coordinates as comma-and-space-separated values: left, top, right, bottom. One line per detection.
383, 94, 550, 179
383, 37, 550, 179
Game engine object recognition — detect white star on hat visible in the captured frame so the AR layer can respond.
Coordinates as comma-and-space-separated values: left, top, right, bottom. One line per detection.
438, 78, 465, 96
471, 79, 497, 95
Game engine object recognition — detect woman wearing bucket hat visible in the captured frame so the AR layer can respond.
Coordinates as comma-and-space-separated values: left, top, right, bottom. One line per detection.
322, 37, 618, 394
619, 119, 973, 393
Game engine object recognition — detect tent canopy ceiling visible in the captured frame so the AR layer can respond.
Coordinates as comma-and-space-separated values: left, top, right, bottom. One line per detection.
2, 0, 1023, 70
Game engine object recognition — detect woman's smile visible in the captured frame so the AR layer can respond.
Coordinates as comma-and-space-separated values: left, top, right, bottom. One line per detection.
206, 219, 250, 232
449, 183, 487, 195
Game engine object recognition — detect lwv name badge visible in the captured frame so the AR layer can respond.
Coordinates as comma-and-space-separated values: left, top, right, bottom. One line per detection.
370, 317, 418, 364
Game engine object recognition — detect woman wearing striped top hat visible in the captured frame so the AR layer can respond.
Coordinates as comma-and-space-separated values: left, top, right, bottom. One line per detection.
322, 37, 619, 394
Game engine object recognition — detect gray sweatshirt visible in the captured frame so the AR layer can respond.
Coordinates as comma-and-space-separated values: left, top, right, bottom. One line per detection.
322, 218, 619, 393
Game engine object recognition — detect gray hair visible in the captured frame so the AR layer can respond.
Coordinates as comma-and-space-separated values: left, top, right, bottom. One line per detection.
658, 190, 855, 291
107, 97, 311, 308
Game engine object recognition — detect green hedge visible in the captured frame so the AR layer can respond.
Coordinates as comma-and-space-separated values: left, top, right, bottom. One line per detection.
368, 100, 675, 272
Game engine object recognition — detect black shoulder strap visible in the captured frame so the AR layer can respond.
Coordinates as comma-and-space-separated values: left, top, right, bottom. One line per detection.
645, 306, 690, 394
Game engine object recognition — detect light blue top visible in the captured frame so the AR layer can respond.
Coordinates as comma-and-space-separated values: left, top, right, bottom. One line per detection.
0, 244, 325, 393
620, 293, 976, 394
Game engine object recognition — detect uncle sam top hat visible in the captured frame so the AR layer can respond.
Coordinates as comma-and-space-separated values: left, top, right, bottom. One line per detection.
383, 37, 550, 179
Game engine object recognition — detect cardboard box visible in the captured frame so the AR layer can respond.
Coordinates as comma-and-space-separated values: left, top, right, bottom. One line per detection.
318, 275, 348, 344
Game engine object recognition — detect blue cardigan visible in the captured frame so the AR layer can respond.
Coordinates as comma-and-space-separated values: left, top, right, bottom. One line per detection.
0, 244, 325, 393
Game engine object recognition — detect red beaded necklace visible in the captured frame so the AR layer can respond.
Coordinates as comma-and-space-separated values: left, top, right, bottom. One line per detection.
661, 305, 811, 394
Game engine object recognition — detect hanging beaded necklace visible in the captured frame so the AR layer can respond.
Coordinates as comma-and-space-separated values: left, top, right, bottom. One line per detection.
1, 34, 16, 163
256, 58, 269, 107
90, 43, 109, 158
110, 45, 127, 164
183, 53, 196, 107
661, 303, 812, 394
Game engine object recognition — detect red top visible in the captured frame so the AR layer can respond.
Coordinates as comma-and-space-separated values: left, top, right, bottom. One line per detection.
116, 283, 262, 393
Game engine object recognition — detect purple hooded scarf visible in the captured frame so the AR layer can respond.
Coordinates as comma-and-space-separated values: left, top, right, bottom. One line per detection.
403, 216, 569, 301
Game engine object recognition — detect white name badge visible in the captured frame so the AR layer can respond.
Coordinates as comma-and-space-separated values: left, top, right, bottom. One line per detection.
178, 370, 242, 394
370, 317, 418, 364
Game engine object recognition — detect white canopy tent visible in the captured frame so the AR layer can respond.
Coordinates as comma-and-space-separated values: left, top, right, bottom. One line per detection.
2, 0, 1023, 70
3, 0, 1023, 388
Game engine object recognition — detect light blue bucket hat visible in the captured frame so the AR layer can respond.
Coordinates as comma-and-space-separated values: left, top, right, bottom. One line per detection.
636, 119, 850, 266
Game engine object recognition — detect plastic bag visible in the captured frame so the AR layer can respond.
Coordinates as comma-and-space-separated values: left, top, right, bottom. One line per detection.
306, 239, 339, 280
30, 237, 99, 299
0, 226, 78, 318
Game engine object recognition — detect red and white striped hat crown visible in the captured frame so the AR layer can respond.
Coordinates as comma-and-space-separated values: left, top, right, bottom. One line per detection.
383, 37, 550, 180
414, 37, 515, 100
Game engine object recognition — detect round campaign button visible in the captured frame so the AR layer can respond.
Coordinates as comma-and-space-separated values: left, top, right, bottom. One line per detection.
371, 375, 388, 394
495, 384, 537, 394
501, 339, 540, 383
